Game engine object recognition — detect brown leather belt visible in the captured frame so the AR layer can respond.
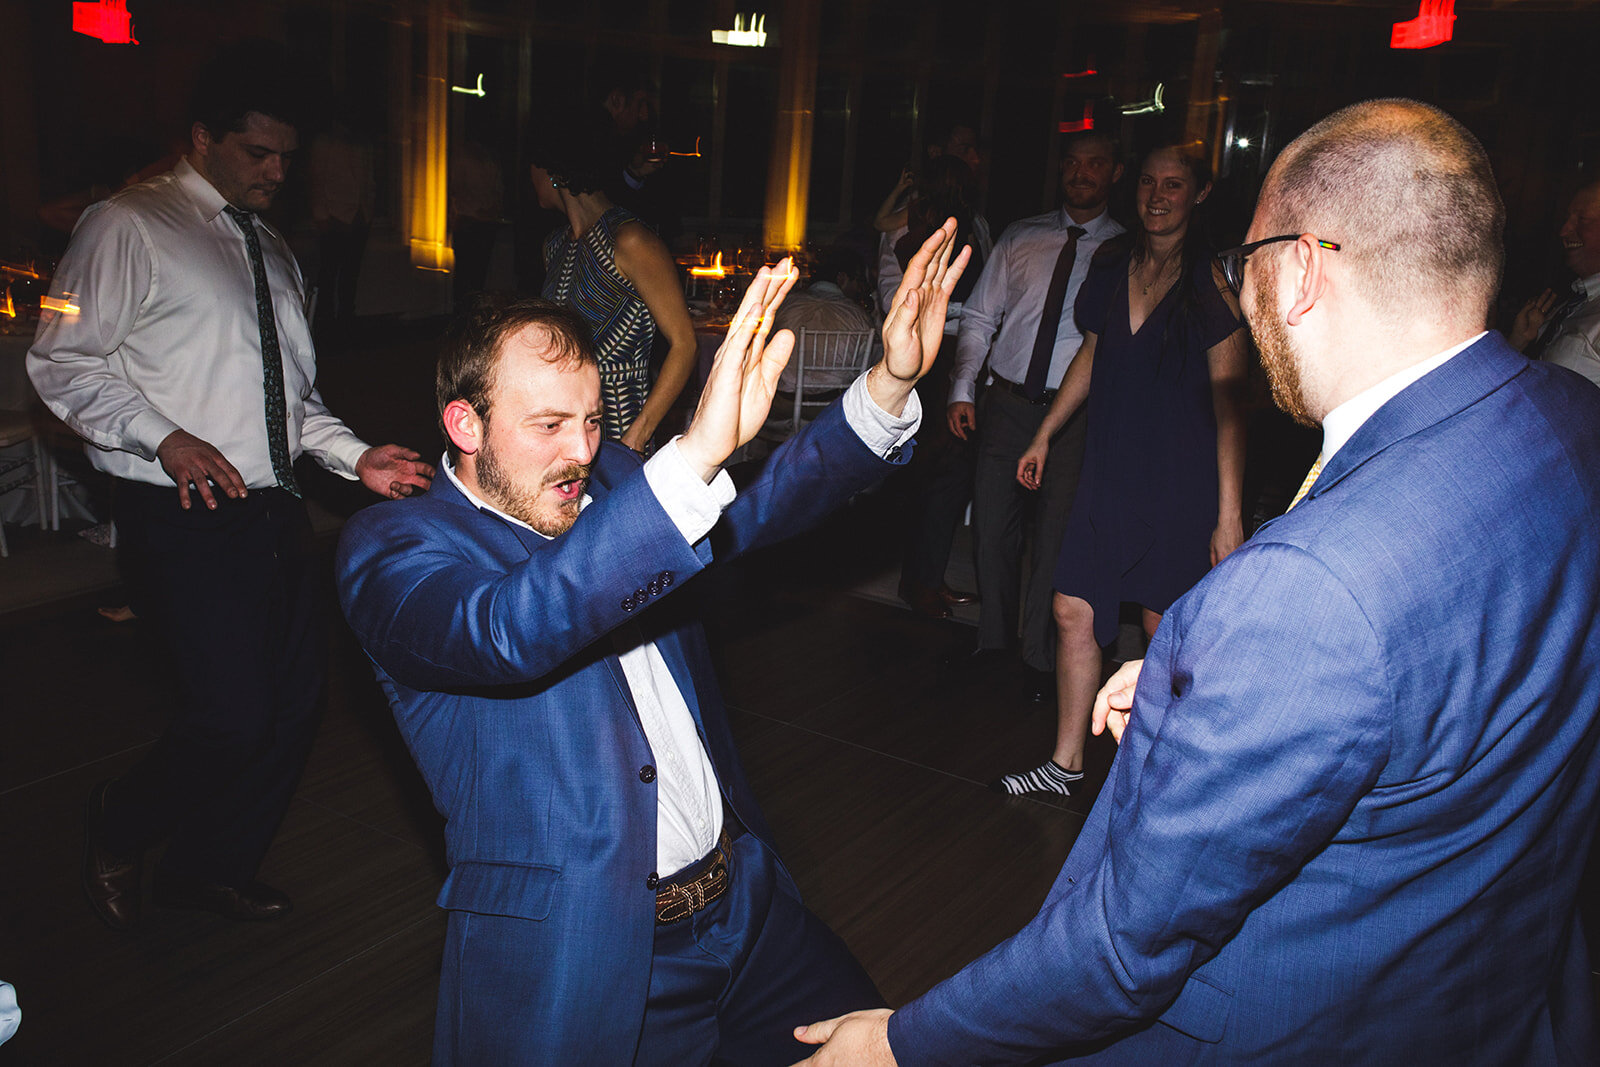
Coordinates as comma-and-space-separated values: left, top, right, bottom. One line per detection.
989, 374, 1057, 406
655, 828, 734, 924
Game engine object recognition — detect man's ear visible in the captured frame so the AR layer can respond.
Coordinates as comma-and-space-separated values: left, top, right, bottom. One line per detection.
1285, 234, 1328, 327
1112, 162, 1126, 184
442, 399, 484, 457
191, 122, 212, 158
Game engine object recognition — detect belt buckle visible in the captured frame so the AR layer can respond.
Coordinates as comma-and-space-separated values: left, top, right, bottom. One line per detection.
655, 837, 731, 925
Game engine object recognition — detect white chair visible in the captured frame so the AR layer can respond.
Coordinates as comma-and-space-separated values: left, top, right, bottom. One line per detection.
0, 410, 48, 558
757, 327, 876, 446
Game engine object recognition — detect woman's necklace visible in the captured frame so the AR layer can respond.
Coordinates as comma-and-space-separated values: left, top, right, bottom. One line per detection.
1137, 251, 1181, 296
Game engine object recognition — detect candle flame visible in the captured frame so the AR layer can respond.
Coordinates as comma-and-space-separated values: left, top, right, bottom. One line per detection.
689, 252, 727, 278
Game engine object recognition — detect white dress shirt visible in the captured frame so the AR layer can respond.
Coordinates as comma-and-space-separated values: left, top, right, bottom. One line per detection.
876, 215, 995, 324
28, 157, 369, 488
446, 374, 919, 875
949, 206, 1124, 405
1320, 332, 1486, 462
1541, 273, 1600, 388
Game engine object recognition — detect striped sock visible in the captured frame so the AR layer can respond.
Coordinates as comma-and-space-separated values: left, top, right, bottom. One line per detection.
991, 760, 1083, 797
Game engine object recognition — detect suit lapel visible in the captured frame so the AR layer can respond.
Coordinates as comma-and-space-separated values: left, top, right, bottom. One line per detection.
1305, 334, 1526, 506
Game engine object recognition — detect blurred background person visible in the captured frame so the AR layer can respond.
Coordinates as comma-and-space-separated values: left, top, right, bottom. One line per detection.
450, 139, 506, 310
998, 142, 1246, 797
306, 106, 375, 332
1508, 179, 1600, 387
894, 157, 988, 618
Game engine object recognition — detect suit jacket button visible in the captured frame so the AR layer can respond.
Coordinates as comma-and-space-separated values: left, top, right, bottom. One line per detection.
621, 597, 635, 612
646, 873, 659, 890
659, 570, 673, 587
639, 764, 656, 783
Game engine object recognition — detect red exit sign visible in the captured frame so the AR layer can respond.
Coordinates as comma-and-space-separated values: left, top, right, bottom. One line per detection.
73, 1, 138, 45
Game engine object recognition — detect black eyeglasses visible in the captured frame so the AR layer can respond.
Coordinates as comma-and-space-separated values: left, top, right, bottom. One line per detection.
1216, 235, 1341, 292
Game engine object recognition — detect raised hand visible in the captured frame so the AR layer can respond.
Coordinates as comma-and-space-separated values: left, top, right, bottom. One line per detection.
869, 219, 972, 416
677, 260, 800, 481
1510, 288, 1558, 351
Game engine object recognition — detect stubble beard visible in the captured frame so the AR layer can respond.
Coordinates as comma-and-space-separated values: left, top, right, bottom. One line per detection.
477, 439, 587, 537
1249, 268, 1318, 428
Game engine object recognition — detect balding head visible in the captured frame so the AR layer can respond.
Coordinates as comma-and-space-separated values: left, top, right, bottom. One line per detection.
1258, 99, 1504, 330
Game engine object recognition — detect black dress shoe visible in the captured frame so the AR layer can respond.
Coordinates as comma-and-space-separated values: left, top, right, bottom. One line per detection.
83, 780, 143, 931
938, 584, 979, 606
153, 877, 293, 921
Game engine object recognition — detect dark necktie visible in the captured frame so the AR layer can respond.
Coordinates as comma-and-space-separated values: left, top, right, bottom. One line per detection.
1525, 285, 1585, 361
224, 205, 300, 497
1023, 225, 1088, 401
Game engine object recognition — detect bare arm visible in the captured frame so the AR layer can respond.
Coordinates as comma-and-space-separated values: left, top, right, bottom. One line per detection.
614, 221, 699, 451
873, 168, 913, 233
1208, 271, 1248, 564
1016, 332, 1096, 490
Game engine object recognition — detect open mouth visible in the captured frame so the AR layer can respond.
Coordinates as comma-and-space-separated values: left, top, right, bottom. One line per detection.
550, 477, 585, 502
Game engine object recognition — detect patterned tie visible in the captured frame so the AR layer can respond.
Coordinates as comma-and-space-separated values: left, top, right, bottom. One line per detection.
224, 205, 300, 498
1287, 453, 1323, 510
1022, 225, 1088, 401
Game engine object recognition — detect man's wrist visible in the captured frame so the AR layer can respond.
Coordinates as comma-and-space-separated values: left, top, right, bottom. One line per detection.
864, 363, 915, 417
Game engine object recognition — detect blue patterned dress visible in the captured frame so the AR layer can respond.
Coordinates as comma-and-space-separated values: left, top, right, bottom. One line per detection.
543, 206, 656, 441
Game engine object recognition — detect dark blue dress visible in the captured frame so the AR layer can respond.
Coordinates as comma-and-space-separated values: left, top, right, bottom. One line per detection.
1053, 245, 1242, 646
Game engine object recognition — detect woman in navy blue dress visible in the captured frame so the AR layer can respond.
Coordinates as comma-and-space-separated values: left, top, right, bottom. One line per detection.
996, 144, 1249, 797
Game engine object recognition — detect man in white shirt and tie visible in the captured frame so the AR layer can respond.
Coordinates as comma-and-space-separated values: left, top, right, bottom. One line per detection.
29, 45, 433, 930
948, 130, 1123, 695
1509, 179, 1600, 388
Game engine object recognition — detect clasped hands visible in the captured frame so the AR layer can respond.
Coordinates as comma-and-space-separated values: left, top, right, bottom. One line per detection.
676, 220, 972, 482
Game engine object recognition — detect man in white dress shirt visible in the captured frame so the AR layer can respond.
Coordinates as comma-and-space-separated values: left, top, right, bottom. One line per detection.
1510, 179, 1600, 387
949, 131, 1123, 694
29, 46, 432, 930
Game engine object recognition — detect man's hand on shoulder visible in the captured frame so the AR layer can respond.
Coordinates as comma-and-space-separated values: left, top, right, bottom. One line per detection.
791, 1009, 898, 1066
872, 219, 972, 417
357, 444, 435, 499
157, 429, 247, 510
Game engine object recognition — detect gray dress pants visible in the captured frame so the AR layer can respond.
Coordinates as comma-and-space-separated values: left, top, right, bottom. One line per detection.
971, 384, 1088, 670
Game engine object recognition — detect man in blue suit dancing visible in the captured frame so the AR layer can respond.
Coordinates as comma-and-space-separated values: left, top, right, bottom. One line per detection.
797, 100, 1600, 1065
338, 226, 968, 1064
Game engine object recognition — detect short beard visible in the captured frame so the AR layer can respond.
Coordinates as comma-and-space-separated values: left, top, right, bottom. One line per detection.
476, 438, 588, 537
1249, 268, 1318, 428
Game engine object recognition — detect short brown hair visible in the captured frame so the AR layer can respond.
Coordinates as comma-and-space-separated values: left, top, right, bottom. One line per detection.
1261, 99, 1504, 328
436, 295, 597, 461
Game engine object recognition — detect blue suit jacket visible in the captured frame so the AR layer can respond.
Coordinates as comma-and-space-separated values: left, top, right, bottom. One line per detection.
892, 334, 1600, 1064
336, 403, 904, 1062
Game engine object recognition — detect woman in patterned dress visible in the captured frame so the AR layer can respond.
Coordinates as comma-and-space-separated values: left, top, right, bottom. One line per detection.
529, 113, 696, 451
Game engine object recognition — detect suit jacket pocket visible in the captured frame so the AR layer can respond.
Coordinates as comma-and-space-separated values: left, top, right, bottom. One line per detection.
1156, 971, 1233, 1044
438, 860, 561, 921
